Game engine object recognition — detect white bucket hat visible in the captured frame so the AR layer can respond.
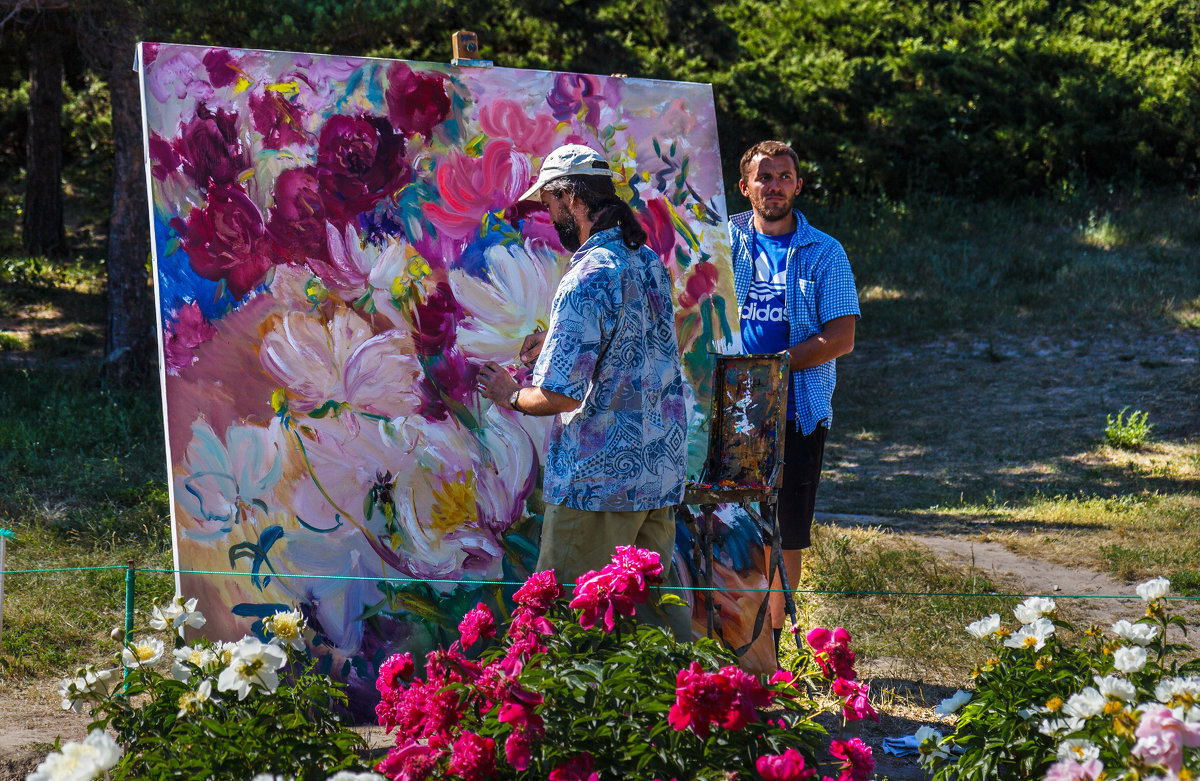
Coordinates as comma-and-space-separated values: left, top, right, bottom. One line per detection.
518, 144, 617, 201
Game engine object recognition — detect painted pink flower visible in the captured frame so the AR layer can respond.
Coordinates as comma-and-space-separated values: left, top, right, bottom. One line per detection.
513, 570, 562, 616
667, 662, 734, 738
720, 665, 772, 730
163, 301, 218, 374
756, 748, 816, 781
832, 677, 879, 723
376, 739, 443, 781
146, 47, 214, 103
177, 183, 272, 299
447, 731, 495, 781
411, 280, 464, 358
806, 626, 857, 681
545, 73, 607, 127
639, 198, 677, 262
569, 569, 634, 633
265, 167, 329, 265
478, 98, 559, 156
173, 103, 248, 189
1132, 704, 1200, 775
201, 49, 241, 89
1043, 757, 1105, 781
458, 602, 497, 649
250, 89, 309, 149
829, 738, 874, 781
386, 61, 451, 140
316, 114, 409, 224
678, 261, 720, 309
376, 652, 414, 699
147, 133, 180, 180
549, 752, 598, 781
422, 141, 531, 240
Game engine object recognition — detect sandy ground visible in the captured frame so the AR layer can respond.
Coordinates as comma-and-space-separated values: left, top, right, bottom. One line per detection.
3, 521, 1161, 781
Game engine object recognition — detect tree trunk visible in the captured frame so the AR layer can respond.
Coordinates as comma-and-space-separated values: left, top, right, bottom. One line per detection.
23, 12, 66, 257
103, 21, 153, 386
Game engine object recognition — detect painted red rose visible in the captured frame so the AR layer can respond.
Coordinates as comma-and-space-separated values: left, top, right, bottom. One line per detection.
386, 61, 451, 140
178, 184, 272, 299
173, 103, 248, 188
316, 113, 409, 224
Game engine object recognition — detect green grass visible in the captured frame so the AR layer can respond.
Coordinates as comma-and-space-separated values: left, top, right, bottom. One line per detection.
0, 365, 172, 683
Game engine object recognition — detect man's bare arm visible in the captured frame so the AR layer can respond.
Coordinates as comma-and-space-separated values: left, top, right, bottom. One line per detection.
786, 314, 856, 372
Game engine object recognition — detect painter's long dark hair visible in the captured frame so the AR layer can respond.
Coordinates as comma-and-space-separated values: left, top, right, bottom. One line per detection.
544, 174, 648, 250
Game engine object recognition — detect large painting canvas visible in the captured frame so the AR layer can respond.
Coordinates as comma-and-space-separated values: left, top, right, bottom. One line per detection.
138, 42, 774, 710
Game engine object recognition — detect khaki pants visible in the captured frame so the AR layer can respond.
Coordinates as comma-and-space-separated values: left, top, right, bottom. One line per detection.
535, 503, 692, 640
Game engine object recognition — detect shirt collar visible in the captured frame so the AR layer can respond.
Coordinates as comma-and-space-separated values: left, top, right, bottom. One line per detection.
570, 226, 624, 264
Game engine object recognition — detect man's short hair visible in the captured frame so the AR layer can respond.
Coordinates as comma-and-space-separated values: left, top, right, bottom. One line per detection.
739, 140, 801, 182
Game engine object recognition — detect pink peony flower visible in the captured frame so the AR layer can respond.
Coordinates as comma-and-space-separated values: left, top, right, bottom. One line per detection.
678, 260, 720, 309
447, 731, 496, 781
639, 198, 677, 262
608, 545, 664, 603
720, 665, 773, 730
376, 738, 442, 781
504, 729, 534, 771
250, 89, 309, 149
548, 752, 599, 781
806, 626, 857, 681
569, 569, 635, 633
458, 602, 497, 650
497, 684, 544, 735
376, 652, 414, 699
422, 141, 530, 240
756, 748, 816, 781
829, 738, 874, 781
667, 662, 734, 738
1131, 704, 1200, 775
513, 570, 562, 616
1043, 757, 1105, 781
832, 677, 879, 723
508, 607, 555, 640
316, 113, 409, 225
172, 103, 248, 189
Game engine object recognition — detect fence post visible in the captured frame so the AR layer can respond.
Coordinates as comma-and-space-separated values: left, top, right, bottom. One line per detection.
0, 529, 10, 643
123, 560, 136, 693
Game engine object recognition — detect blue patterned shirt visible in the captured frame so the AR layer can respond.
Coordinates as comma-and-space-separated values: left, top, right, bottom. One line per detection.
532, 227, 687, 511
729, 209, 860, 435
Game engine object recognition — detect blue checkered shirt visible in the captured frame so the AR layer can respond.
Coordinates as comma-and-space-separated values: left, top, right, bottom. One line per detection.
729, 209, 860, 435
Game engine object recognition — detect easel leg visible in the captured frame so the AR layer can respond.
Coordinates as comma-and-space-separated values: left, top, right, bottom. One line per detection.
766, 500, 798, 629
700, 504, 716, 639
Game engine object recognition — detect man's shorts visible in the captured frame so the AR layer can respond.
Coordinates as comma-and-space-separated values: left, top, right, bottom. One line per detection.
778, 423, 828, 550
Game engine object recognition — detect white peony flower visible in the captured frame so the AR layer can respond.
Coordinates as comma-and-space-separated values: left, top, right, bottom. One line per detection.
1155, 676, 1200, 721
1095, 675, 1136, 702
148, 595, 207, 631
58, 666, 122, 713
249, 776, 293, 781
1063, 687, 1106, 719
263, 609, 307, 652
1113, 645, 1148, 673
1004, 617, 1056, 651
1112, 619, 1160, 646
171, 645, 219, 682
1039, 715, 1085, 736
327, 774, 387, 781
915, 725, 947, 767
935, 689, 973, 715
1136, 577, 1171, 601
966, 613, 1002, 639
216, 636, 288, 700
1013, 596, 1057, 625
176, 678, 213, 718
1057, 738, 1100, 763
122, 636, 165, 668
28, 729, 121, 781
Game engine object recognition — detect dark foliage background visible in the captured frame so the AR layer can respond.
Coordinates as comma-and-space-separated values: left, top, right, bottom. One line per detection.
3, 0, 1198, 222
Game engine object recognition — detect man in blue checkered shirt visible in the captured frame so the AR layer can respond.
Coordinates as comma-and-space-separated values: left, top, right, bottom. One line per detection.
729, 140, 861, 657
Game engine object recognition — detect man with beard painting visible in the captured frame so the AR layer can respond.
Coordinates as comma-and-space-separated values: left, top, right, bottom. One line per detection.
730, 140, 860, 661
476, 144, 689, 638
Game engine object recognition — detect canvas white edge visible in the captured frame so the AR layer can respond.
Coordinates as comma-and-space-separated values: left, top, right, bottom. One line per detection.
135, 41, 184, 599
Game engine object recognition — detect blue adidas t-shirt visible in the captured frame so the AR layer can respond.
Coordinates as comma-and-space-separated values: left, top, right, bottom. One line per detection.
739, 230, 796, 419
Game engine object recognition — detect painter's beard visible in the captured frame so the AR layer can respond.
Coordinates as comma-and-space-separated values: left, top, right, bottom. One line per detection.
553, 212, 582, 252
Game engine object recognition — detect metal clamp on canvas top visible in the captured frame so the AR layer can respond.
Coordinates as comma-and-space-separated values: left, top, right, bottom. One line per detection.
451, 30, 492, 68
